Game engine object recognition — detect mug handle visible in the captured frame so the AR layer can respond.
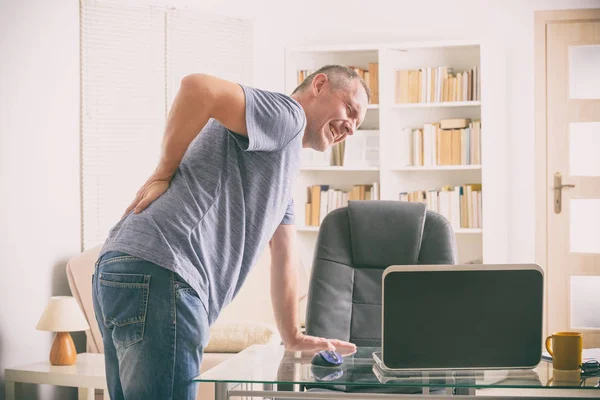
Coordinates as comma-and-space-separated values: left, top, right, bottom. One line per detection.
545, 335, 554, 357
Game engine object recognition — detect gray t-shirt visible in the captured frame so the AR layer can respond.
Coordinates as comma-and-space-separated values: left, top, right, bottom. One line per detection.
99, 85, 306, 324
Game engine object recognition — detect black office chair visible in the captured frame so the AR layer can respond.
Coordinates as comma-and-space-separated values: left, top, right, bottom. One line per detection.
305, 200, 457, 344
303, 200, 458, 394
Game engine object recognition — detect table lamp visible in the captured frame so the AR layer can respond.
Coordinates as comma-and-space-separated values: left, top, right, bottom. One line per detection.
36, 296, 90, 365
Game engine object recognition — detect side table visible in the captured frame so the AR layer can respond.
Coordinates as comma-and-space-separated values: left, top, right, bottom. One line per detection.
4, 353, 108, 400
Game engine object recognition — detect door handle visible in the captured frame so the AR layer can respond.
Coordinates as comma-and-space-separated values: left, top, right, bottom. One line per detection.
554, 184, 575, 189
554, 173, 575, 214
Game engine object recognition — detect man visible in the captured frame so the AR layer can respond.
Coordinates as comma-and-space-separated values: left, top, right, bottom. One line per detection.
92, 64, 369, 399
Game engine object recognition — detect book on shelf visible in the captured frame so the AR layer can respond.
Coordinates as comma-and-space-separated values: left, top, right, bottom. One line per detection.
297, 63, 379, 104
297, 69, 313, 83
301, 130, 380, 168
395, 65, 479, 104
367, 63, 379, 105
330, 141, 346, 167
400, 119, 481, 167
399, 184, 482, 229
305, 183, 380, 226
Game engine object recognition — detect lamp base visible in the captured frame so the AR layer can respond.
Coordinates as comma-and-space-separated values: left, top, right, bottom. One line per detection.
50, 332, 77, 365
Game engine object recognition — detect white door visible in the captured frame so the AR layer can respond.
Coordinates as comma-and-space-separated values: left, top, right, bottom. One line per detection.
541, 11, 600, 348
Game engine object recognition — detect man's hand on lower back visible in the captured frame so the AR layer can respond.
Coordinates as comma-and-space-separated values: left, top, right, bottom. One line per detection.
283, 333, 357, 355
123, 175, 170, 217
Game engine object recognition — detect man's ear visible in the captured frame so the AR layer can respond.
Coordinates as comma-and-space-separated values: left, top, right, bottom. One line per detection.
311, 73, 328, 95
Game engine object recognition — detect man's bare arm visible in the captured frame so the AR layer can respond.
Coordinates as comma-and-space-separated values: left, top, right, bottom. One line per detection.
155, 74, 247, 178
269, 224, 302, 345
269, 224, 357, 353
125, 74, 247, 215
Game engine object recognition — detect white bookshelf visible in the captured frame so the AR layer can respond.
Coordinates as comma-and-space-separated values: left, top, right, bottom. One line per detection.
300, 166, 379, 172
297, 226, 320, 232
391, 165, 481, 171
286, 41, 486, 267
391, 101, 481, 109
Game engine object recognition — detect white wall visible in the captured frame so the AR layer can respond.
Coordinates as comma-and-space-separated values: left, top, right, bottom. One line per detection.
0, 0, 81, 398
253, 0, 600, 263
498, 0, 600, 262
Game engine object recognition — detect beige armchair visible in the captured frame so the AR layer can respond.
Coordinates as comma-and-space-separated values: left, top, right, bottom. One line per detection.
66, 246, 305, 399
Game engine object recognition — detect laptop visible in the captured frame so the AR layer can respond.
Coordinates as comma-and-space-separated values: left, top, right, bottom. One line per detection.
381, 264, 544, 371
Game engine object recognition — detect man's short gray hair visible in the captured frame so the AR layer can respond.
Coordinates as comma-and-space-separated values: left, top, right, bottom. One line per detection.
292, 65, 371, 102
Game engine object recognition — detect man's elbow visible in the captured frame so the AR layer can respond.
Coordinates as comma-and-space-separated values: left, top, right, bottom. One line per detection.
180, 73, 207, 86
180, 74, 215, 99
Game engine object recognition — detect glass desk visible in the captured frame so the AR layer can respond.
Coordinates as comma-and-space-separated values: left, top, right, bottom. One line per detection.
196, 345, 600, 399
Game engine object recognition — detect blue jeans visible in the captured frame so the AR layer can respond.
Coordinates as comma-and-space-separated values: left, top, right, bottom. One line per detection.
92, 251, 210, 399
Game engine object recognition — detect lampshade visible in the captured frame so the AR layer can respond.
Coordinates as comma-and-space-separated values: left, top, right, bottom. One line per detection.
36, 296, 90, 332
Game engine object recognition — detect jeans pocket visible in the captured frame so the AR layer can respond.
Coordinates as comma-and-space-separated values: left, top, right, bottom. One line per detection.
174, 275, 196, 296
98, 272, 151, 348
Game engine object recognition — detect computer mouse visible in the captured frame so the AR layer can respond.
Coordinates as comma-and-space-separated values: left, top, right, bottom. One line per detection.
311, 350, 343, 367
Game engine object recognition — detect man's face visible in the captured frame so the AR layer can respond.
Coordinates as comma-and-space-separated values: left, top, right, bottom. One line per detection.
303, 74, 368, 151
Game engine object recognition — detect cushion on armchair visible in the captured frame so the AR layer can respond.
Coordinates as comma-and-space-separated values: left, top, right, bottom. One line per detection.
204, 320, 281, 353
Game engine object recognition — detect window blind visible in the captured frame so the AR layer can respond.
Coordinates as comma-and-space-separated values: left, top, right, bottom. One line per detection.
166, 9, 254, 105
81, 1, 254, 250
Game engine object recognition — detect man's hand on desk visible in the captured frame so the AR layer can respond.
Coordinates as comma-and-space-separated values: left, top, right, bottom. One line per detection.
284, 333, 357, 355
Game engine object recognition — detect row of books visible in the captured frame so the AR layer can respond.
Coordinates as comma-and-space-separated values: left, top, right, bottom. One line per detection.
399, 184, 482, 229
408, 119, 481, 166
297, 69, 313, 83
395, 66, 480, 104
297, 64, 380, 104
301, 130, 380, 168
305, 183, 380, 226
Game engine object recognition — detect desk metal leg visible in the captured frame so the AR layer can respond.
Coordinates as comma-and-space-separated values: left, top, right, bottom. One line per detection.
5, 381, 15, 400
263, 383, 275, 400
215, 382, 229, 400
421, 373, 429, 395
454, 387, 476, 395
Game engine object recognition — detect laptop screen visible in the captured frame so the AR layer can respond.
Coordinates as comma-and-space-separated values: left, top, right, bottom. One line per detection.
382, 265, 544, 370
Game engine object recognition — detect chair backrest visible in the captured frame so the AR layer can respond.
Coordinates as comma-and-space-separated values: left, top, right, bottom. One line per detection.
305, 201, 457, 346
